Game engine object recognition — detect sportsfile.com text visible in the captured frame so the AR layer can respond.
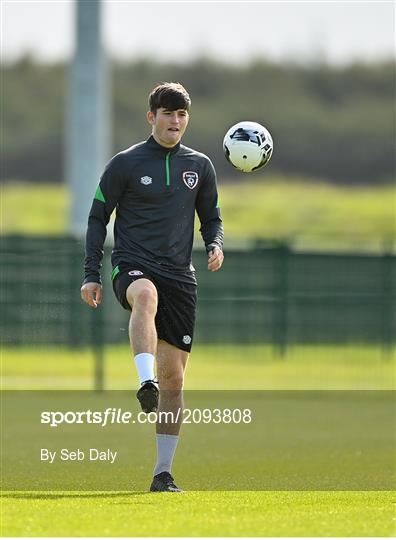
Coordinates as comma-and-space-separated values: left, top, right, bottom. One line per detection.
41, 408, 253, 427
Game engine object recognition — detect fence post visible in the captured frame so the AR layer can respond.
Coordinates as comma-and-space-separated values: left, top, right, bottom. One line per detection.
381, 244, 395, 358
273, 241, 290, 357
69, 238, 82, 348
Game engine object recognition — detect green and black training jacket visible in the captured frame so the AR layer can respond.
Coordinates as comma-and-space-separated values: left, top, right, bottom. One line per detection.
83, 136, 224, 285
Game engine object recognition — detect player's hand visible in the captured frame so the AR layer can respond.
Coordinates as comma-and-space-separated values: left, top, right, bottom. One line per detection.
81, 282, 102, 308
207, 246, 224, 272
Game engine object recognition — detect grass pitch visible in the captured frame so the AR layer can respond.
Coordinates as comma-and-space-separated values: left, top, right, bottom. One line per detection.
2, 343, 394, 390
1, 344, 395, 536
2, 491, 394, 537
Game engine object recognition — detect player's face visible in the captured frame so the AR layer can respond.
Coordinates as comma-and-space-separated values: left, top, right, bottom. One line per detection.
147, 108, 189, 148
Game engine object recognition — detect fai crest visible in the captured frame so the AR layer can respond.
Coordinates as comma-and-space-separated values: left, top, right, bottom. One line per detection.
182, 171, 199, 190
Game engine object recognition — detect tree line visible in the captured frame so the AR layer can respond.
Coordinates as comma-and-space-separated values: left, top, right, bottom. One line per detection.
2, 56, 394, 185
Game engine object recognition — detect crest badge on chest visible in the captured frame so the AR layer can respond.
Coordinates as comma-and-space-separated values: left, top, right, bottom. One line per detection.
182, 171, 199, 190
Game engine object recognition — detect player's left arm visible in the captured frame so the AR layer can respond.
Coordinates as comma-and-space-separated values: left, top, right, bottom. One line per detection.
195, 157, 224, 272
207, 245, 224, 272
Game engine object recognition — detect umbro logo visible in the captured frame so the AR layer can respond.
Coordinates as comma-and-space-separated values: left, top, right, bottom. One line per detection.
141, 176, 152, 185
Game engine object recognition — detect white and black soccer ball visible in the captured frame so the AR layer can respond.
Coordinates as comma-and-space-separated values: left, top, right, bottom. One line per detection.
223, 121, 273, 173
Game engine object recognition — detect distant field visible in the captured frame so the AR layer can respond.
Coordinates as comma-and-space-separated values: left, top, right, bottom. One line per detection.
2, 178, 394, 252
219, 177, 395, 252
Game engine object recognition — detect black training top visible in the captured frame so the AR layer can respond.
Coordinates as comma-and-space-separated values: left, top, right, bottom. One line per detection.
83, 135, 224, 285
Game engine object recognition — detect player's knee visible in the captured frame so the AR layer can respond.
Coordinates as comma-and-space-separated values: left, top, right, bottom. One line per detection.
127, 282, 157, 311
136, 286, 158, 309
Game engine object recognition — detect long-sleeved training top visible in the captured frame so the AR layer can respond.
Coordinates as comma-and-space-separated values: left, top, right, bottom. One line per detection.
83, 135, 224, 285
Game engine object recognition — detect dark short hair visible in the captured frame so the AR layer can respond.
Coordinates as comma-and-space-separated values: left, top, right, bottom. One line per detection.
148, 82, 191, 113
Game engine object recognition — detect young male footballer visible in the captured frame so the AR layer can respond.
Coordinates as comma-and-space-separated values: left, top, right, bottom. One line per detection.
81, 83, 224, 492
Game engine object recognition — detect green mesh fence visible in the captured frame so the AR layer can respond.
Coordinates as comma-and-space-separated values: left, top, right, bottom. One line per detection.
1, 236, 395, 351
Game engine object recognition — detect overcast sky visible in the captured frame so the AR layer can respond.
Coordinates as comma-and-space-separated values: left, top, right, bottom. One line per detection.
2, 1, 395, 65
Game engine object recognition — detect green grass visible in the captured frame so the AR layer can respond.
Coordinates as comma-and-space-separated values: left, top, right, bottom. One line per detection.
1, 183, 69, 235
218, 176, 395, 252
2, 491, 394, 537
2, 343, 395, 390
2, 178, 395, 252
2, 346, 395, 537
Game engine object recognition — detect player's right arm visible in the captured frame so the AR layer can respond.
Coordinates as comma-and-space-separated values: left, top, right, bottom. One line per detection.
81, 281, 103, 308
81, 153, 127, 308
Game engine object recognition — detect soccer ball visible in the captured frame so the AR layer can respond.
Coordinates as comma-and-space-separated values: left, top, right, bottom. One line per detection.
223, 121, 273, 173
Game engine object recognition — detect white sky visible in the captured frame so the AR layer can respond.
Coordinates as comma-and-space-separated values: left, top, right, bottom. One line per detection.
1, 1, 395, 65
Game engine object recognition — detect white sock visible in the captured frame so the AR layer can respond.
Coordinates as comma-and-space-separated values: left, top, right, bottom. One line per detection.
134, 353, 155, 385
153, 434, 179, 476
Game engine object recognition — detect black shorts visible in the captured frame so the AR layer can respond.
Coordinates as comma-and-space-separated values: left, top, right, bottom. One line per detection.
112, 263, 197, 353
